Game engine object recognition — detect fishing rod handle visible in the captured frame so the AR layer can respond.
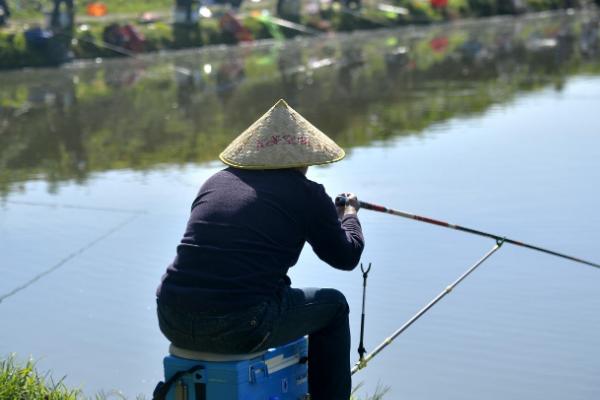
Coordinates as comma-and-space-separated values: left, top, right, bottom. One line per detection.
334, 195, 353, 207
336, 195, 389, 214
334, 195, 348, 207
334, 194, 369, 209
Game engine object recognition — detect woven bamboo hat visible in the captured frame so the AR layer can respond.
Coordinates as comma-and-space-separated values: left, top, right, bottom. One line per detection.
219, 99, 345, 169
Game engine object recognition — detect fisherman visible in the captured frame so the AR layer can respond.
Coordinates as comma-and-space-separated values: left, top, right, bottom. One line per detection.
156, 99, 364, 400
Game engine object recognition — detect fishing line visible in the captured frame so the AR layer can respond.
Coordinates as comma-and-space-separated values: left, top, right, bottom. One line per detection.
5, 200, 147, 215
0, 213, 139, 305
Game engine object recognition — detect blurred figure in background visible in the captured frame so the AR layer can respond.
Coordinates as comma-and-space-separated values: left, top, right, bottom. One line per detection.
174, 0, 197, 24
276, 0, 301, 22
0, 0, 11, 26
50, 0, 75, 30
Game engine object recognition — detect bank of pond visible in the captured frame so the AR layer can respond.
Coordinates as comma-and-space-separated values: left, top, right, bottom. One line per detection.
0, 0, 598, 69
0, 355, 387, 400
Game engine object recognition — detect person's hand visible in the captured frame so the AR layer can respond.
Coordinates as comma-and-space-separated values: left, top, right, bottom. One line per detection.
336, 192, 359, 219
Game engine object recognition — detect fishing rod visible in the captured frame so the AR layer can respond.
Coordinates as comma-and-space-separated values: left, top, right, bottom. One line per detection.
256, 15, 321, 35
73, 33, 138, 58
351, 240, 504, 374
52, 28, 139, 58
335, 196, 600, 270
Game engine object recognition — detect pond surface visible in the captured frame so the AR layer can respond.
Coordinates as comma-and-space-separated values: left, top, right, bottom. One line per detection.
1, 10, 600, 400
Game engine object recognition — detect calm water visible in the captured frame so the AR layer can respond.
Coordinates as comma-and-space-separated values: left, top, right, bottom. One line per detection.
1, 11, 600, 399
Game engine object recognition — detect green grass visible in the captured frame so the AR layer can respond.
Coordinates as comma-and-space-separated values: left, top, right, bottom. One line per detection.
81, 0, 173, 15
9, 0, 174, 20
0, 355, 81, 400
352, 382, 391, 400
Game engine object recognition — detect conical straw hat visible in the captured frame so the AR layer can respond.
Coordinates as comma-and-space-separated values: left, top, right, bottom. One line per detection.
219, 99, 345, 169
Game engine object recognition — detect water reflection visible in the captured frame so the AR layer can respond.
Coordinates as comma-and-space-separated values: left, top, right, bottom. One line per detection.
1, 12, 599, 196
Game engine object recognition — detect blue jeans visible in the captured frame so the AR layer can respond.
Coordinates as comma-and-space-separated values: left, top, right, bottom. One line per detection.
157, 287, 351, 400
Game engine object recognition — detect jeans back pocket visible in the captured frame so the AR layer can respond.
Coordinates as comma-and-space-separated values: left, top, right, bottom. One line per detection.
192, 301, 275, 353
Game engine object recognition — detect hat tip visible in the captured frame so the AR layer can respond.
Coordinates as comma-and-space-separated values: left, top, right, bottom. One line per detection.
274, 98, 289, 108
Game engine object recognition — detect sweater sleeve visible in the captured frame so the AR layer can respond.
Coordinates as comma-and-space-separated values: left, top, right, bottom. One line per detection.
305, 183, 365, 271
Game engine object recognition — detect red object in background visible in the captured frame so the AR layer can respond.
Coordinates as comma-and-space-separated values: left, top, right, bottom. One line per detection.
120, 24, 145, 53
86, 2, 107, 16
219, 12, 254, 42
430, 36, 449, 52
430, 0, 448, 8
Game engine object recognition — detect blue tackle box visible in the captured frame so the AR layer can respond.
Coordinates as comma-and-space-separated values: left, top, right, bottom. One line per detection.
159, 336, 309, 400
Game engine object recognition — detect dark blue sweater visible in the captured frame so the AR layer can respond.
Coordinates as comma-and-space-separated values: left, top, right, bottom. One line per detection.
156, 167, 364, 311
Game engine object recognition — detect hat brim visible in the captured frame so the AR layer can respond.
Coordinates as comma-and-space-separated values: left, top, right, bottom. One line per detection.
219, 150, 346, 169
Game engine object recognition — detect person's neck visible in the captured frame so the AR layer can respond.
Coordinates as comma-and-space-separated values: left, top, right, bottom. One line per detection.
295, 166, 308, 176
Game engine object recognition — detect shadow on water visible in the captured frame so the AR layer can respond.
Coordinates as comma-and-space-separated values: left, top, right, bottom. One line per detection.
1, 11, 600, 197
